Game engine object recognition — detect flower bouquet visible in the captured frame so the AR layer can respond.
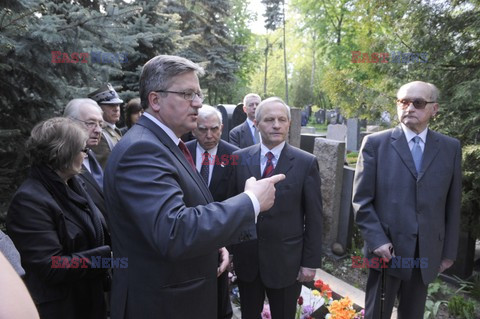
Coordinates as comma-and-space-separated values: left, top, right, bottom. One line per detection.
295, 280, 364, 319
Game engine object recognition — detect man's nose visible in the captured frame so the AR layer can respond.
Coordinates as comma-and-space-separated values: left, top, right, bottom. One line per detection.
405, 102, 416, 111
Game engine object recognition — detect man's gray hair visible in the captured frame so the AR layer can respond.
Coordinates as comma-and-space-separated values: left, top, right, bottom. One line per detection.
255, 97, 291, 122
243, 93, 261, 106
197, 105, 222, 125
139, 55, 205, 110
64, 98, 102, 118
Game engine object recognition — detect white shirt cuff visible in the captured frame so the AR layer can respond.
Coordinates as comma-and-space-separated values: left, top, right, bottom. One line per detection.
244, 190, 260, 223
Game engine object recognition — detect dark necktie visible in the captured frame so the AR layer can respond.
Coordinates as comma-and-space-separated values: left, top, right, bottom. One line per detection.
411, 136, 423, 172
88, 150, 104, 190
200, 151, 210, 186
262, 152, 275, 178
178, 141, 196, 171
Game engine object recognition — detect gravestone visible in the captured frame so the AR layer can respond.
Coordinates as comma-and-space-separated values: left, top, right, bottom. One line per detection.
232, 103, 246, 128
336, 166, 356, 254
288, 108, 301, 148
216, 104, 237, 142
314, 138, 345, 252
366, 125, 380, 133
301, 126, 316, 134
327, 124, 347, 142
346, 118, 360, 151
300, 133, 326, 154
315, 109, 325, 124
326, 110, 338, 124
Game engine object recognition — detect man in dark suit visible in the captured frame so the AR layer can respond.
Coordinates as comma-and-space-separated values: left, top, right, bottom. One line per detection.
229, 93, 261, 148
103, 55, 285, 319
186, 104, 239, 319
64, 98, 107, 219
88, 84, 124, 168
353, 81, 462, 318
230, 97, 323, 319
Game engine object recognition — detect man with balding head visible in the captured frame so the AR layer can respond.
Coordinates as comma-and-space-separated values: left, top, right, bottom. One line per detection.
187, 105, 239, 319
64, 98, 106, 218
229, 93, 261, 148
353, 81, 461, 318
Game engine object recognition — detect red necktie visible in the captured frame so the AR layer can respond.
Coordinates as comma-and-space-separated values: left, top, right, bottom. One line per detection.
262, 152, 275, 178
178, 141, 196, 171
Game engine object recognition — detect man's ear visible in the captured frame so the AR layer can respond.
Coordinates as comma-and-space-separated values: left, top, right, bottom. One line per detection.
431, 103, 439, 117
148, 91, 161, 112
253, 119, 258, 127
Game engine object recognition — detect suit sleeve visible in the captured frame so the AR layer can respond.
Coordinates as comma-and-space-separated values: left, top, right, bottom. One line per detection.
301, 157, 323, 268
7, 191, 111, 284
352, 137, 391, 253
441, 140, 462, 260
110, 141, 256, 261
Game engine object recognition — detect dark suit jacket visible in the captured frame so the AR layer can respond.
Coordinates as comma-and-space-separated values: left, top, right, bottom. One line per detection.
79, 152, 106, 221
103, 116, 257, 319
352, 125, 462, 284
230, 143, 323, 289
186, 139, 239, 201
229, 121, 255, 149
7, 173, 111, 319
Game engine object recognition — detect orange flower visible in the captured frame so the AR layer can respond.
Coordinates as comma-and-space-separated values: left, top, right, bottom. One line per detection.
327, 297, 357, 319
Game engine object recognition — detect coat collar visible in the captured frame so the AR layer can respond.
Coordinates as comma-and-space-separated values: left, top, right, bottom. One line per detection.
391, 125, 440, 180
137, 116, 213, 202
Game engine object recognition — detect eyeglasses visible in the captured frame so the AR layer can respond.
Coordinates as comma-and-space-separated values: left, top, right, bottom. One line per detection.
396, 99, 436, 110
81, 147, 90, 153
197, 126, 220, 134
155, 90, 204, 102
73, 118, 105, 129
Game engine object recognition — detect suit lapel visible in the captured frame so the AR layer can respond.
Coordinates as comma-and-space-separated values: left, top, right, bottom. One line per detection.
209, 141, 225, 194
418, 129, 440, 180
80, 165, 103, 195
391, 125, 418, 178
241, 121, 254, 146
247, 145, 262, 179
137, 117, 213, 202
274, 144, 294, 176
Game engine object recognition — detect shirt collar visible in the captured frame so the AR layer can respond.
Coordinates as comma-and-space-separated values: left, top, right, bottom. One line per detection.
105, 122, 117, 130
401, 123, 428, 143
143, 112, 181, 145
260, 141, 285, 159
196, 143, 218, 156
246, 118, 255, 128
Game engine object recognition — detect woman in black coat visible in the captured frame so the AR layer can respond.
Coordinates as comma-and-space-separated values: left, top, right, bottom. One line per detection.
7, 117, 111, 319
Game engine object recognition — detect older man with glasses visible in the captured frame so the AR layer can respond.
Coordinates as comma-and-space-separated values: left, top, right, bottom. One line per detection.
353, 81, 461, 319
64, 98, 107, 220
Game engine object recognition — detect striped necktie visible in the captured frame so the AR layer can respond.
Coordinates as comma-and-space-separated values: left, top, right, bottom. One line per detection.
262, 152, 275, 178
200, 151, 210, 186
